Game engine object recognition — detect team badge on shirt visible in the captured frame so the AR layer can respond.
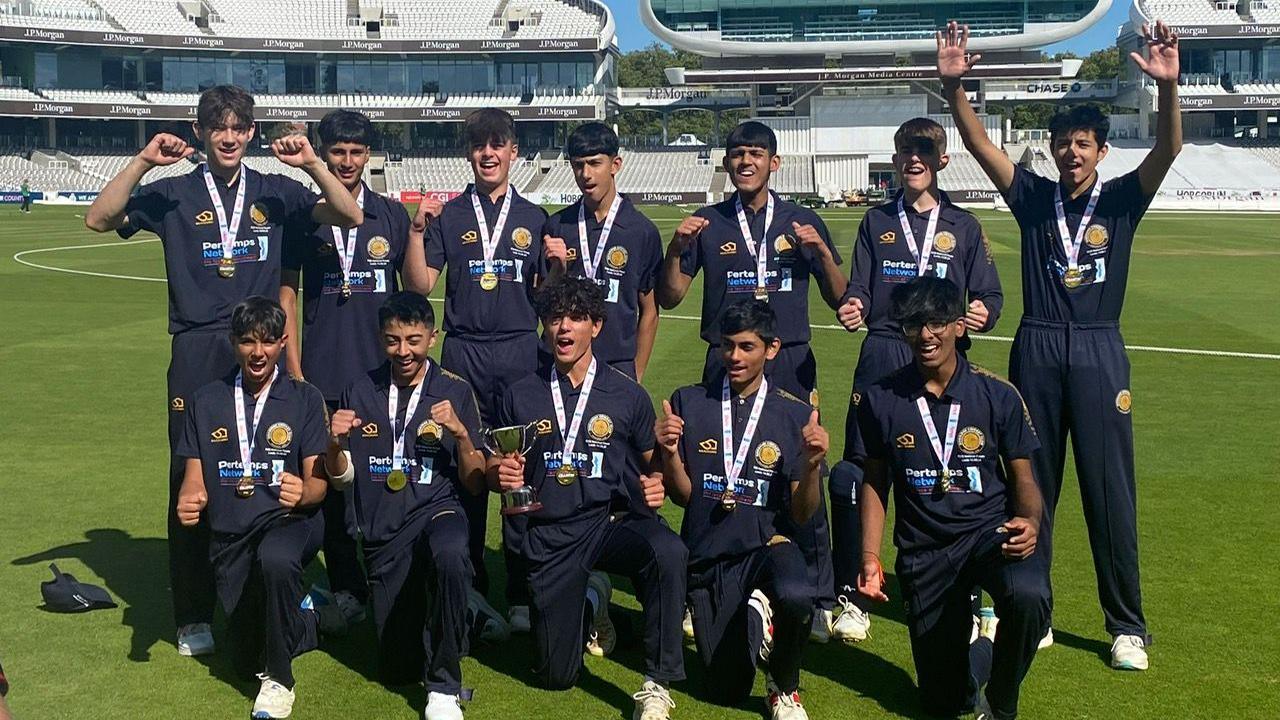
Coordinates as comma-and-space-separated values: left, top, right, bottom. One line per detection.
417, 419, 442, 444
195, 211, 214, 226
588, 414, 613, 442
461, 230, 478, 244
958, 427, 986, 453
879, 231, 896, 244
698, 438, 718, 453
1086, 224, 1109, 249
755, 440, 781, 469
774, 234, 794, 254
896, 433, 916, 449
809, 389, 820, 407
607, 247, 628, 270
850, 389, 862, 406
535, 418, 554, 436
250, 204, 269, 227
267, 422, 292, 449
210, 427, 229, 443
719, 241, 737, 255
1115, 389, 1132, 414
361, 423, 380, 438
171, 397, 186, 411
367, 236, 391, 260
512, 227, 532, 250
933, 231, 956, 253
565, 247, 579, 261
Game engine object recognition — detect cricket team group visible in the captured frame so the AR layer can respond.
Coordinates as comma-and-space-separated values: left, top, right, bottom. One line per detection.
80, 22, 1184, 720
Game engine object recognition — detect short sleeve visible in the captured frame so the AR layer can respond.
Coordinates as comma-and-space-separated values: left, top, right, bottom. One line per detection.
299, 385, 331, 458
669, 389, 688, 465
389, 200, 410, 271
1112, 169, 1154, 230
636, 219, 663, 293
538, 212, 561, 278
278, 176, 320, 223
456, 382, 485, 456
804, 213, 842, 278
996, 384, 1040, 461
678, 210, 710, 278
119, 179, 176, 239
1004, 165, 1049, 224
855, 392, 888, 461
424, 213, 446, 270
961, 218, 1003, 331
281, 213, 317, 272
631, 385, 657, 454
842, 388, 867, 463
844, 215, 875, 305
175, 401, 201, 459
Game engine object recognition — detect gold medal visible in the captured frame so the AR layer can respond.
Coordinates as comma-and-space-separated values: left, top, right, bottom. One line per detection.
340, 281, 352, 299
235, 475, 255, 498
720, 487, 737, 511
937, 468, 952, 493
555, 464, 578, 485
1062, 267, 1083, 289
218, 258, 236, 278
753, 286, 768, 301
386, 468, 408, 492
479, 272, 499, 291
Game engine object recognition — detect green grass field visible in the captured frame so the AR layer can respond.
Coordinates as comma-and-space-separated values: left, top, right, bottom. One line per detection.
1, 204, 1278, 719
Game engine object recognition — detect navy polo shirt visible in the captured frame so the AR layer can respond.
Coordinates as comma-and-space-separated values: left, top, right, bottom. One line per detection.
542, 195, 663, 365
339, 361, 483, 545
669, 381, 814, 570
424, 185, 548, 338
845, 192, 1003, 336
495, 361, 657, 526
680, 191, 842, 346
856, 356, 1040, 553
1005, 166, 1152, 323
283, 183, 410, 403
120, 166, 318, 334
176, 373, 329, 538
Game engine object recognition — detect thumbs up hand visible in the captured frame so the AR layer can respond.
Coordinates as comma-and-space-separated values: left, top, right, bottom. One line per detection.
801, 409, 828, 466
656, 399, 684, 455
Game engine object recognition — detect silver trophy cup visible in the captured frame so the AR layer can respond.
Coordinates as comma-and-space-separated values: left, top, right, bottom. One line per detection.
481, 423, 542, 516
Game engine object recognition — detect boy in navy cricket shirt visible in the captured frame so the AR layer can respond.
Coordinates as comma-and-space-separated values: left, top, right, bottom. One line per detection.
322, 292, 487, 720
542, 122, 663, 381
175, 296, 337, 719
941, 21, 1182, 669
856, 277, 1047, 720
85, 85, 362, 658
830, 117, 1003, 643
489, 276, 686, 720
420, 109, 561, 622
281, 109, 424, 625
658, 120, 844, 640
657, 299, 829, 720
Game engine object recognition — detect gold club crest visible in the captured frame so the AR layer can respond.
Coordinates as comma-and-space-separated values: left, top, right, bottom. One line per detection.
565, 247, 578, 261
774, 234, 794, 254
1085, 223, 1109, 248
418, 420, 442, 443
879, 231, 896, 244
461, 230, 478, 244
535, 418, 554, 436
850, 389, 862, 406
607, 246, 628, 270
588, 414, 614, 442
171, 396, 186, 411
958, 427, 986, 454
697, 438, 718, 454
367, 236, 391, 260
361, 423, 380, 438
1115, 389, 1132, 414
195, 210, 214, 226
719, 241, 737, 255
933, 231, 956, 253
267, 422, 292, 449
755, 440, 781, 468
250, 204, 268, 226
809, 389, 820, 407
210, 427, 229, 443
896, 433, 916, 449
511, 227, 532, 249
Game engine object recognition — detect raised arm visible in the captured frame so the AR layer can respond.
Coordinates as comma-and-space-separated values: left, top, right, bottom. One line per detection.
85, 133, 191, 232
789, 410, 828, 525
1132, 21, 1183, 195
657, 215, 708, 309
402, 198, 443, 295
938, 22, 1015, 194
269, 135, 362, 229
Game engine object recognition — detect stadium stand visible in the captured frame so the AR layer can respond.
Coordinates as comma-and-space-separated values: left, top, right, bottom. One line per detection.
617, 150, 713, 194
379, 0, 601, 40
720, 154, 815, 195
93, 0, 201, 34
38, 89, 149, 104
384, 154, 540, 193
1133, 0, 1244, 23
0, 0, 116, 31
0, 87, 43, 101
204, 0, 363, 38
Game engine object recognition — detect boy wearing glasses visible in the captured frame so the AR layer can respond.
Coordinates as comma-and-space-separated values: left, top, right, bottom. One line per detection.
829, 117, 1003, 643
855, 277, 1046, 720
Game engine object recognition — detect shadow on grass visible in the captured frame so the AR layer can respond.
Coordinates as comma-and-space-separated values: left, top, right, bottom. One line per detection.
1051, 628, 1112, 666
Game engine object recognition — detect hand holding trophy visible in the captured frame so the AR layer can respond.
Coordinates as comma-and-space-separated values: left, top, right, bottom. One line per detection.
481, 422, 542, 515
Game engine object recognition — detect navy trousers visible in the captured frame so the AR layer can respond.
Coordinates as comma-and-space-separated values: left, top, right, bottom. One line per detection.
1009, 318, 1145, 637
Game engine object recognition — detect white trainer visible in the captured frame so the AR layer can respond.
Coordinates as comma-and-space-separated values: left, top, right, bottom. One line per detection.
332, 590, 366, 624
466, 588, 510, 643
831, 596, 870, 643
978, 608, 999, 643
809, 608, 832, 644
1111, 634, 1149, 671
423, 691, 464, 720
176, 622, 214, 657
251, 675, 295, 719
586, 572, 616, 657
508, 604, 532, 634
682, 606, 695, 640
1038, 627, 1055, 649
765, 676, 810, 720
748, 589, 774, 662
631, 680, 675, 720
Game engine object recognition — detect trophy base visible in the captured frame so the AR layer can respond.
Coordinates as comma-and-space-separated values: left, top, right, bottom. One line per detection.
500, 501, 543, 516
